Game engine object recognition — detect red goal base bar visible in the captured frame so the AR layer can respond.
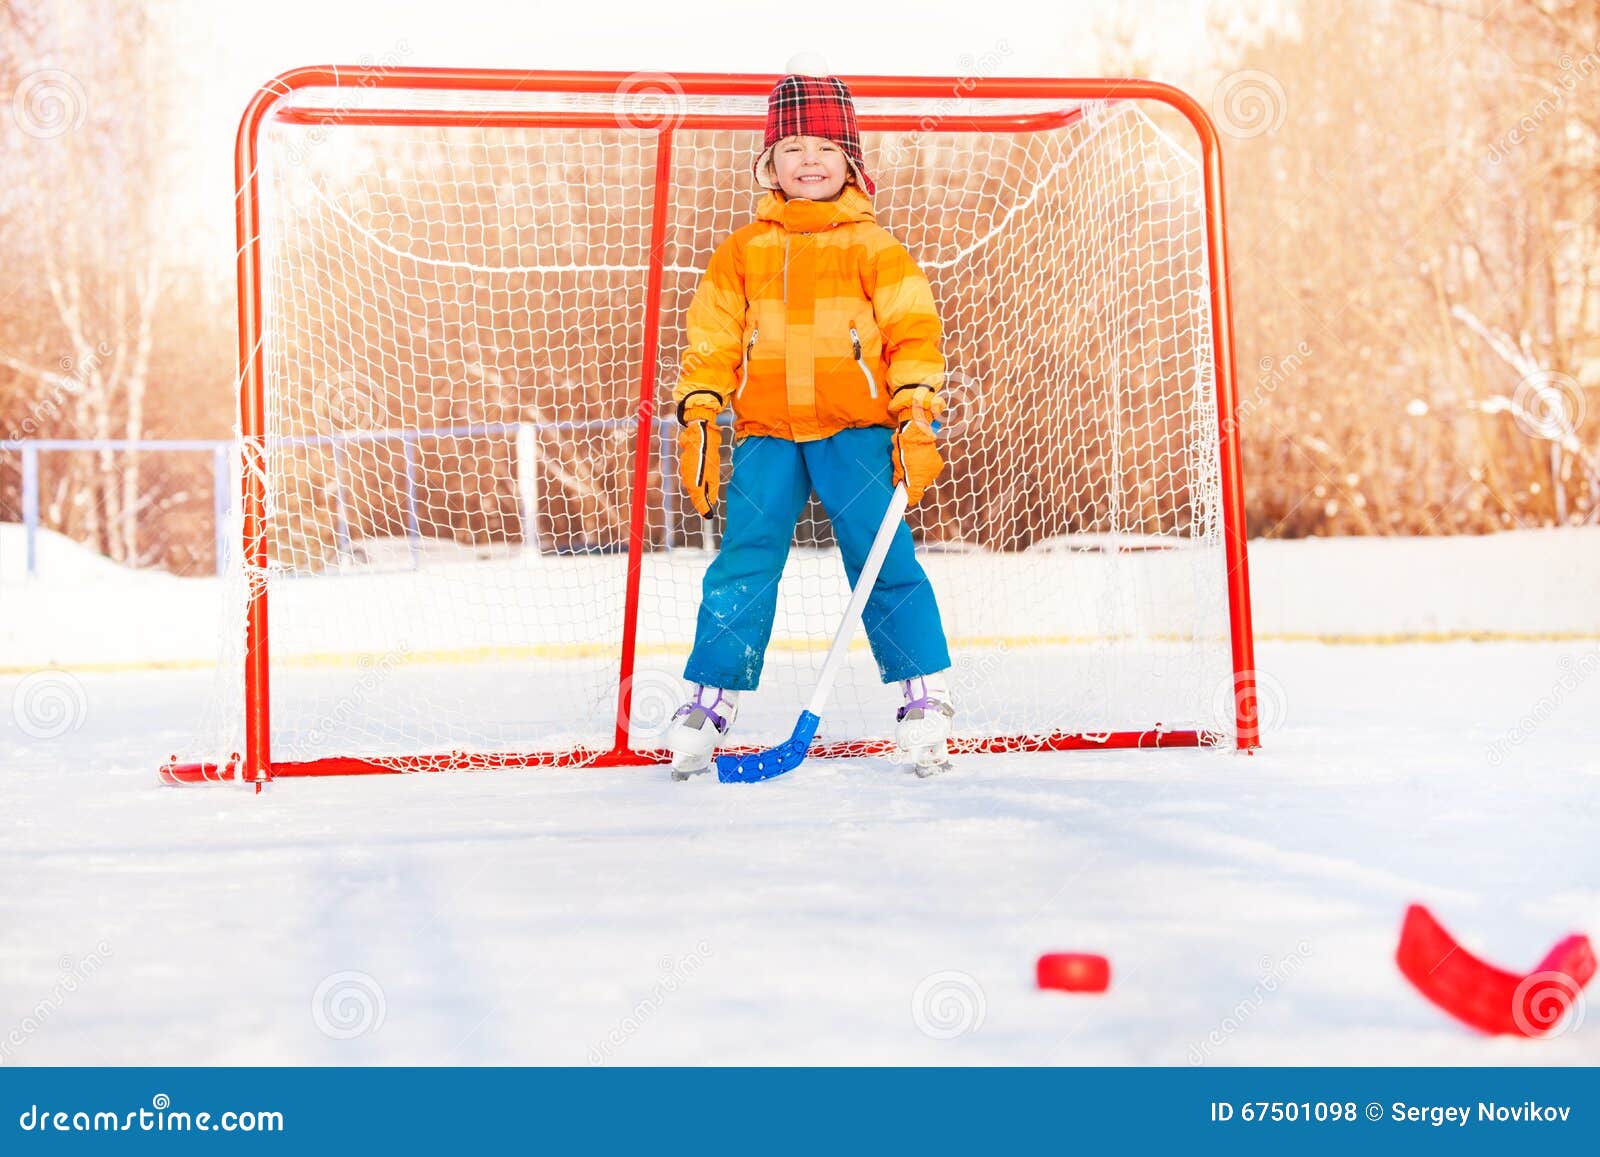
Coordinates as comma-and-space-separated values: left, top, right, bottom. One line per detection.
159, 728, 1216, 785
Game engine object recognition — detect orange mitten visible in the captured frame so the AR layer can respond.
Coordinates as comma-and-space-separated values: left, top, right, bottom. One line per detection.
889, 385, 945, 507
677, 394, 724, 518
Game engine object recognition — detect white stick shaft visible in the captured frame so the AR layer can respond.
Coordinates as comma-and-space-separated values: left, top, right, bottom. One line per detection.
806, 484, 909, 717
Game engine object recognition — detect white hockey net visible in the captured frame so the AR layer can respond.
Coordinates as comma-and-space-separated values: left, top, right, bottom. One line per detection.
194, 81, 1240, 775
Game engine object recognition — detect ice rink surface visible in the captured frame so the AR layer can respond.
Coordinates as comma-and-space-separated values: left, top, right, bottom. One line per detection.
2, 639, 1596, 1065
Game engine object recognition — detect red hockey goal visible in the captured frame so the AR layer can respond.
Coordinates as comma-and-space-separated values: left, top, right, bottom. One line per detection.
163, 67, 1257, 786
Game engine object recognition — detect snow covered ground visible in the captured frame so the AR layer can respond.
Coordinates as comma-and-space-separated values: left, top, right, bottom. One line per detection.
1, 530, 1597, 1065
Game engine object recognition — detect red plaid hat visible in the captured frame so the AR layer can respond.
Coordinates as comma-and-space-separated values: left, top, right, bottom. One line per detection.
753, 74, 875, 196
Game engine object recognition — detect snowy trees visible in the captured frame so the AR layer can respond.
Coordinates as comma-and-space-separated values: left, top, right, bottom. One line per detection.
2, 0, 1598, 577
0, 0, 231, 573
1220, 0, 1600, 533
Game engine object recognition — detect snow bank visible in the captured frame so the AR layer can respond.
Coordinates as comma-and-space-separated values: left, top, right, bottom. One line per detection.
2, 523, 1598, 672
1248, 528, 1600, 640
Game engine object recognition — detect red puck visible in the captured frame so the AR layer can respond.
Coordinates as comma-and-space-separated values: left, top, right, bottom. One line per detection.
1036, 953, 1110, 992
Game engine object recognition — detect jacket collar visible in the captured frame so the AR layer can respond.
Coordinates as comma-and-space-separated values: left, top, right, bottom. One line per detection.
755, 183, 876, 232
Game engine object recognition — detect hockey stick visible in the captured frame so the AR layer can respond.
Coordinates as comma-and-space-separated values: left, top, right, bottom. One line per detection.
717, 482, 910, 783
1396, 903, 1594, 1036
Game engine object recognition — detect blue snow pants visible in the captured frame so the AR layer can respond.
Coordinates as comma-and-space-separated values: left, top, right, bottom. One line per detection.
683, 426, 951, 691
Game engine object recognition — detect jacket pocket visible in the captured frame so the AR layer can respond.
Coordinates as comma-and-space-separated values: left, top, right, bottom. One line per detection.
848, 325, 879, 399
733, 326, 760, 400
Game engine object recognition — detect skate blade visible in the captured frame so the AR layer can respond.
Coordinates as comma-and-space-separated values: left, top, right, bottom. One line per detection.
894, 745, 953, 778
670, 762, 713, 782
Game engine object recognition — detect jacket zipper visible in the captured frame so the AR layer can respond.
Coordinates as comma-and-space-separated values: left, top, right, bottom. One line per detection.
734, 327, 759, 400
849, 327, 879, 399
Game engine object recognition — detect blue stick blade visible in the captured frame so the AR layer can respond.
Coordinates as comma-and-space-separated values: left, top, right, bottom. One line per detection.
716, 711, 821, 783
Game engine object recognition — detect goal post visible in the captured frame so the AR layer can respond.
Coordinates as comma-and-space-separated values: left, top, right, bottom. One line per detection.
162, 66, 1257, 786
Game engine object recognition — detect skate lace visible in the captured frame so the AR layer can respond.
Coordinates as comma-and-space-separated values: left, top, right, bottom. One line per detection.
674, 684, 736, 732
897, 676, 953, 722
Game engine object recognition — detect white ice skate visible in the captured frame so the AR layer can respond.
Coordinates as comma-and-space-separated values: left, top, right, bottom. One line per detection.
895, 672, 955, 777
666, 684, 740, 781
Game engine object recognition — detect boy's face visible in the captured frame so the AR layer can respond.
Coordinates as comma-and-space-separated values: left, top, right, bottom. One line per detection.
770, 134, 850, 201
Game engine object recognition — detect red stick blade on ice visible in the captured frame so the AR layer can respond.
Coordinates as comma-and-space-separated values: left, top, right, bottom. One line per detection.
1395, 904, 1594, 1037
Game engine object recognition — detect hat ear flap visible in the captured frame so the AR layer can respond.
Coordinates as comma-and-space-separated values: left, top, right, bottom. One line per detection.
753, 144, 780, 190
844, 156, 874, 196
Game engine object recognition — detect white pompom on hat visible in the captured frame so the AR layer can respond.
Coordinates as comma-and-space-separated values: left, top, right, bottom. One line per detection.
786, 51, 831, 78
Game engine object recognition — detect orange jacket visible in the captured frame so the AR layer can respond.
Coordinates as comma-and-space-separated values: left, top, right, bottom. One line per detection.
673, 184, 945, 442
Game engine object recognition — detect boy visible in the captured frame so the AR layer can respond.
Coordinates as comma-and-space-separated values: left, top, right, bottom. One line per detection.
666, 71, 954, 778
